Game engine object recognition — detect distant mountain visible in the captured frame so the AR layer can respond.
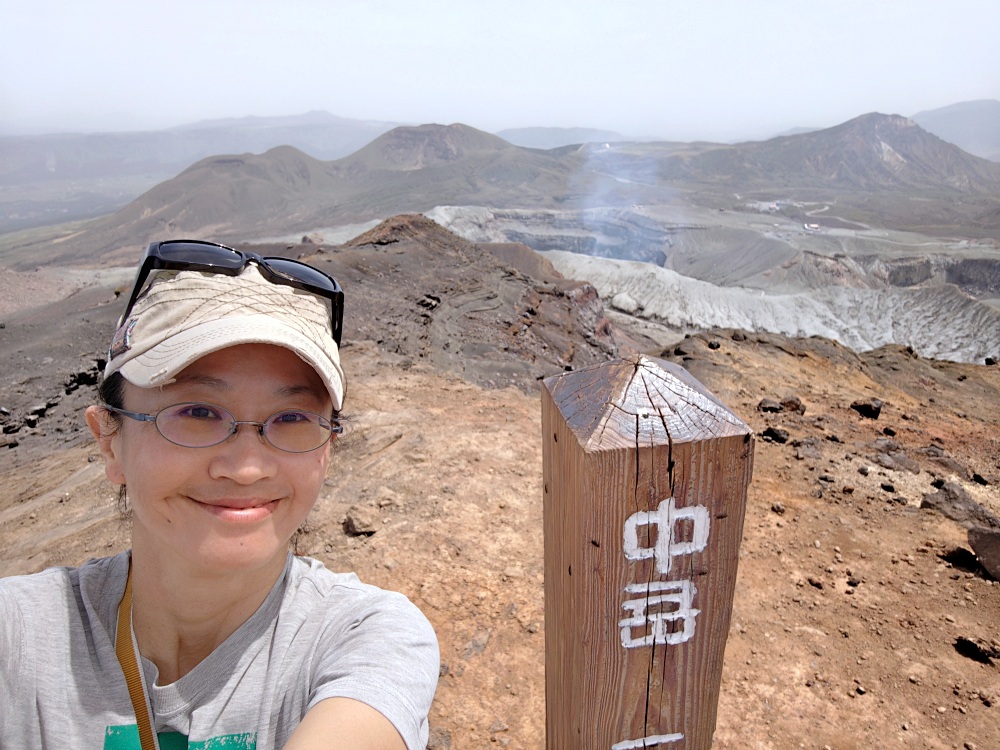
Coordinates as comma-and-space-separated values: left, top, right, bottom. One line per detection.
771, 126, 822, 137
911, 99, 1000, 162
64, 145, 346, 262
494, 127, 627, 150
742, 113, 1000, 191
585, 113, 1000, 193
41, 124, 639, 265
0, 111, 403, 233
19, 114, 1000, 266
0, 111, 399, 185
170, 110, 389, 132
339, 123, 525, 170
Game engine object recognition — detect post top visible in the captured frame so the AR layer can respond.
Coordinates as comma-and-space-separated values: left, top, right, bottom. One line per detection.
542, 354, 751, 451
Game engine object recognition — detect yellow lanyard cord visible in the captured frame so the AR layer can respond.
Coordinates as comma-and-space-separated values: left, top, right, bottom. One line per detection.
115, 561, 159, 750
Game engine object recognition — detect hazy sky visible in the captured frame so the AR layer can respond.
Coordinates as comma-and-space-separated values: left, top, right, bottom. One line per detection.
2, 0, 998, 142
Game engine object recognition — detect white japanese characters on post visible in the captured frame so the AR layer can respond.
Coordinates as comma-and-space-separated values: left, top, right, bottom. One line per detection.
623, 498, 711, 575
610, 734, 684, 750
542, 355, 754, 750
616, 498, 711, 747
619, 577, 700, 650
619, 498, 710, 649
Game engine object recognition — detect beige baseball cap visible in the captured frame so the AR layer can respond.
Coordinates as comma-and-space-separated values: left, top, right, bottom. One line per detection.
104, 264, 345, 410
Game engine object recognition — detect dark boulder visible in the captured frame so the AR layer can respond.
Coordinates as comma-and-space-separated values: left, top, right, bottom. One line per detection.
921, 482, 1000, 530
850, 398, 883, 420
969, 527, 1000, 580
757, 398, 783, 413
762, 427, 790, 444
780, 395, 806, 415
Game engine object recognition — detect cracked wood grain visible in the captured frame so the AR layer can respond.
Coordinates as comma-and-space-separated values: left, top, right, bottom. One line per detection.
542, 355, 754, 750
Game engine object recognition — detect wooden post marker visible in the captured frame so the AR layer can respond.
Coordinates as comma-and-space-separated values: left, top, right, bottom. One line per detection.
542, 354, 754, 750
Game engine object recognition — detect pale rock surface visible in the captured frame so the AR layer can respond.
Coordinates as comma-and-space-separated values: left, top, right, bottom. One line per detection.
544, 250, 1000, 363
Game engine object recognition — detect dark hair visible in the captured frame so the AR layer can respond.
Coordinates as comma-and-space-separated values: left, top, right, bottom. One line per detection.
96, 372, 130, 516
99, 371, 127, 411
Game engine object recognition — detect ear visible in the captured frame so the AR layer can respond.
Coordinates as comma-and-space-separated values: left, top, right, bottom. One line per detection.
86, 405, 127, 485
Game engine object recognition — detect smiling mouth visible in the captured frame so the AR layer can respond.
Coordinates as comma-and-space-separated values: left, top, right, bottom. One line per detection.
193, 498, 280, 521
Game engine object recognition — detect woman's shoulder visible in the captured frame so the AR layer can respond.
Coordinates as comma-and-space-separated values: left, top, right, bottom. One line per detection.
282, 555, 436, 640
0, 552, 128, 620
0, 552, 125, 594
0, 552, 128, 659
286, 555, 421, 611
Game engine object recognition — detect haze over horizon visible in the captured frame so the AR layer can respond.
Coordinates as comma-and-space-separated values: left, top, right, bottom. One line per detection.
2, 0, 998, 143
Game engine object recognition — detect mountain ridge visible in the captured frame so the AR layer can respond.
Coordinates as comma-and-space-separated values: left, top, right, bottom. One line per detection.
911, 99, 1000, 162
588, 112, 1000, 193
0, 110, 401, 185
8, 113, 1000, 267
5, 100, 998, 234
13, 124, 617, 265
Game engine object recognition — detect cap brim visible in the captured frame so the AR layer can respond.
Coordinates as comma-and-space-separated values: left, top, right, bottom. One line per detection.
118, 314, 345, 411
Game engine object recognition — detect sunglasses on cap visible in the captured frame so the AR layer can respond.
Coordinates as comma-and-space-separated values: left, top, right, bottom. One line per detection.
118, 240, 344, 347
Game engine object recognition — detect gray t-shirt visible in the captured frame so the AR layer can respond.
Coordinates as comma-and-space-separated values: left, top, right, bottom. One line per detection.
0, 552, 439, 749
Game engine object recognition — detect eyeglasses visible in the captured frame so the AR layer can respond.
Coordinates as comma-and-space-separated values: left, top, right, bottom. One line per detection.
118, 239, 344, 347
102, 402, 343, 453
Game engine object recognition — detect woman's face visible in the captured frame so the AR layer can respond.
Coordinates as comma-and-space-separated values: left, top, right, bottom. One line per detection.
87, 343, 332, 576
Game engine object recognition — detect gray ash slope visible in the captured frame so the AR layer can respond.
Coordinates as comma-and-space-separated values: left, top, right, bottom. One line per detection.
429, 204, 1000, 365
540, 250, 1000, 364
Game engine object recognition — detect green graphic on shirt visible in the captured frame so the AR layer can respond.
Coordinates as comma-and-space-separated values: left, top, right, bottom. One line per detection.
104, 724, 256, 749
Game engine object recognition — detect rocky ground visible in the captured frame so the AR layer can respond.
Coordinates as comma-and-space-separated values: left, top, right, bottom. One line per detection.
1, 216, 998, 749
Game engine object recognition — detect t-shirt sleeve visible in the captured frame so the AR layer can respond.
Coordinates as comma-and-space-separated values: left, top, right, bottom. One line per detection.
308, 586, 440, 750
0, 582, 27, 729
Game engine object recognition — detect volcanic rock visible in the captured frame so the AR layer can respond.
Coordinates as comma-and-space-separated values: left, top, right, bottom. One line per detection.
762, 427, 790, 444
757, 398, 783, 413
920, 482, 1000, 530
968, 527, 1000, 580
851, 398, 884, 419
780, 395, 806, 415
343, 505, 378, 536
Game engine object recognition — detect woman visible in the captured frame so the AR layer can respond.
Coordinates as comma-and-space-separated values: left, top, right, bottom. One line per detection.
0, 240, 439, 749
